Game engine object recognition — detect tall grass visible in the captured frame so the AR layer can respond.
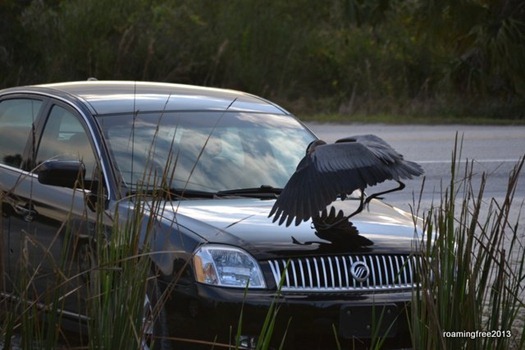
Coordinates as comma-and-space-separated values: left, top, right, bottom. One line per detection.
0, 175, 163, 349
411, 137, 525, 349
85, 200, 156, 349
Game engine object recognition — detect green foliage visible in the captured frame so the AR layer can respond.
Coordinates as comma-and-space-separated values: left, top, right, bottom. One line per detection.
0, 0, 524, 118
86, 202, 153, 350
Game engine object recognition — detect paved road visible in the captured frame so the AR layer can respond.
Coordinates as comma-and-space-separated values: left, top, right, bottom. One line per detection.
307, 123, 525, 231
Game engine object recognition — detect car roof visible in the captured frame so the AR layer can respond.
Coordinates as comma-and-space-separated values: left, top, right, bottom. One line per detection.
2, 80, 290, 116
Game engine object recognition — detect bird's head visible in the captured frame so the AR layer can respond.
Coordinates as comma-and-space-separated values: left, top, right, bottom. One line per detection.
306, 139, 327, 155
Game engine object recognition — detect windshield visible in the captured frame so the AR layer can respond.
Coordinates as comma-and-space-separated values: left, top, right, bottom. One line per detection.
97, 111, 315, 193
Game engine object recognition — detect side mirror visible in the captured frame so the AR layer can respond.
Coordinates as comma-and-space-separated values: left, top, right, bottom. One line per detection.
38, 160, 86, 189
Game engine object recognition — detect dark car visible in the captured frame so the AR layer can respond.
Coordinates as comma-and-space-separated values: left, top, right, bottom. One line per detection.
0, 81, 421, 349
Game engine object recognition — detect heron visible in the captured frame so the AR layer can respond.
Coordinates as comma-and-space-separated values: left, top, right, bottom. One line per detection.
269, 134, 424, 228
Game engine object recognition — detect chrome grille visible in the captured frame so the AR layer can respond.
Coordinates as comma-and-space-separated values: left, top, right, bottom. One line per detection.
268, 254, 421, 293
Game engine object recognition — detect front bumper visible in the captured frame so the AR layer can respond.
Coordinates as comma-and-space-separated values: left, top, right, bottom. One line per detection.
164, 282, 413, 349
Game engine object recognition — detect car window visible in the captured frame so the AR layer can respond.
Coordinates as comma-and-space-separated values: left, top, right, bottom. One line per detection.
98, 111, 314, 192
36, 105, 97, 180
0, 98, 42, 168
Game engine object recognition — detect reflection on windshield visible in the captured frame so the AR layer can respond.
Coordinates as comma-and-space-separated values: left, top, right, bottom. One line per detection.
97, 112, 315, 193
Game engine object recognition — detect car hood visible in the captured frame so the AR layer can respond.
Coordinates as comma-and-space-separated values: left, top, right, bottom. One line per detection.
166, 197, 421, 259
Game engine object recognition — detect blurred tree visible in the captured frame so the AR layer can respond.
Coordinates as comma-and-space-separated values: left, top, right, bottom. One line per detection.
405, 0, 525, 97
0, 0, 33, 86
1, 0, 522, 118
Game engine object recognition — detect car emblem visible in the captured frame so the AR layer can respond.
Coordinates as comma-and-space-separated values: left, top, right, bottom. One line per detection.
350, 261, 370, 282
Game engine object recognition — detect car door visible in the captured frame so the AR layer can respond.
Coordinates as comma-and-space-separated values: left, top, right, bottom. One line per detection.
9, 101, 102, 311
0, 97, 44, 293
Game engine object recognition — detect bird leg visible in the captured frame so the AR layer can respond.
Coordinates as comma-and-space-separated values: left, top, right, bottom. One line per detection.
319, 191, 366, 230
348, 191, 366, 220
321, 181, 406, 230
363, 180, 405, 207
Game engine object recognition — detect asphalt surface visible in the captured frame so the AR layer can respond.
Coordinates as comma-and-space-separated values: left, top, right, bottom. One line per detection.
307, 123, 525, 230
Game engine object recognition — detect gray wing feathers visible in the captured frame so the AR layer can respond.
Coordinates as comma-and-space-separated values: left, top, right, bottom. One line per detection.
269, 135, 424, 226
337, 135, 423, 179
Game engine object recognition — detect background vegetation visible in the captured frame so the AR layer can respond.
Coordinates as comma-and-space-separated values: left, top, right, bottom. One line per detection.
1, 0, 524, 120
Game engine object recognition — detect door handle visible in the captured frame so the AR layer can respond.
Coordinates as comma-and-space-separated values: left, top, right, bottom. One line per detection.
14, 204, 37, 222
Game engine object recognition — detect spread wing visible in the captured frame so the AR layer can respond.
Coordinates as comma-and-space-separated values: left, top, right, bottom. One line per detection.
269, 140, 392, 227
269, 135, 424, 227
337, 135, 424, 180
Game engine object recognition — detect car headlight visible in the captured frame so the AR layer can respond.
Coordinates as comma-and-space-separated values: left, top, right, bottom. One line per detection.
193, 245, 266, 288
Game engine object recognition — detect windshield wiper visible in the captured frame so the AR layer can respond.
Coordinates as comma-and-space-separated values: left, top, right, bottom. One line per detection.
128, 185, 281, 199
168, 188, 217, 198
216, 185, 282, 198
127, 187, 216, 199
